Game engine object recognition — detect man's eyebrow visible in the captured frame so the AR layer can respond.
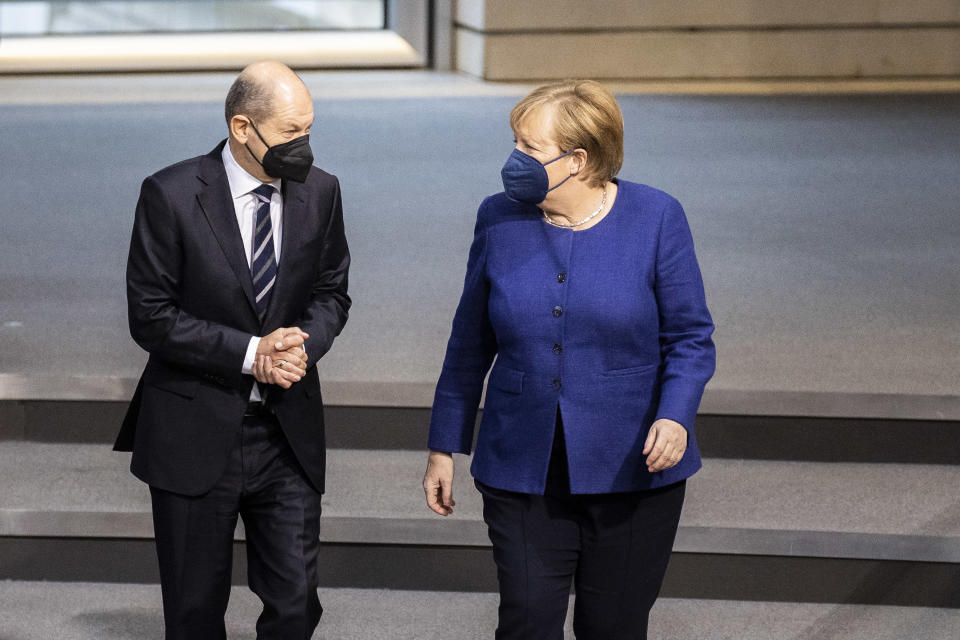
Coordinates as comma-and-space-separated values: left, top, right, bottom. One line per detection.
282, 118, 313, 129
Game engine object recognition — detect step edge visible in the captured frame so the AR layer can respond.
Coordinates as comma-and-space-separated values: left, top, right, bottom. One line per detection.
3, 510, 958, 563
2, 374, 958, 420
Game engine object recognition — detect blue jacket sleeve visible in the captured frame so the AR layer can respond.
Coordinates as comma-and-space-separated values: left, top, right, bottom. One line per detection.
427, 202, 498, 454
653, 197, 716, 435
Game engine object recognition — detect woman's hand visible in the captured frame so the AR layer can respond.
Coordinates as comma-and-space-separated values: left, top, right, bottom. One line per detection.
423, 451, 456, 516
643, 419, 688, 473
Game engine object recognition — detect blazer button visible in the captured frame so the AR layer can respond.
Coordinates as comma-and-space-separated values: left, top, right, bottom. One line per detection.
552, 344, 562, 355
557, 272, 567, 283
552, 379, 562, 390
552, 306, 563, 318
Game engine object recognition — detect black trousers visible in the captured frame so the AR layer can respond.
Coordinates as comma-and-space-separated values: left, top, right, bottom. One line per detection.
477, 411, 685, 640
150, 410, 323, 640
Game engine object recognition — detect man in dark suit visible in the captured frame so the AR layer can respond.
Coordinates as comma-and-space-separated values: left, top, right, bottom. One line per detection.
115, 61, 350, 639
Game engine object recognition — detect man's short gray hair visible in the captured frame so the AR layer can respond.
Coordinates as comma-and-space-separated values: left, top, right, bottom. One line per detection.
224, 73, 272, 125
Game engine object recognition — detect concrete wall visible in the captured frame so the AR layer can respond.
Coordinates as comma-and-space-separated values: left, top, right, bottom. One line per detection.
454, 0, 960, 80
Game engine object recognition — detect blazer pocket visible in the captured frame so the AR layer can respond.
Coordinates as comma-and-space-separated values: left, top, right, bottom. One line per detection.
143, 363, 200, 399
488, 365, 524, 394
144, 376, 199, 399
601, 363, 658, 378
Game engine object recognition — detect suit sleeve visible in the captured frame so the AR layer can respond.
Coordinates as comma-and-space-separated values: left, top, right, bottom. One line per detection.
295, 177, 351, 362
126, 175, 252, 384
427, 202, 498, 454
653, 197, 716, 436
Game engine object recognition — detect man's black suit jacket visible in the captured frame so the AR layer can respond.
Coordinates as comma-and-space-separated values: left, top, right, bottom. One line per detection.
115, 140, 350, 496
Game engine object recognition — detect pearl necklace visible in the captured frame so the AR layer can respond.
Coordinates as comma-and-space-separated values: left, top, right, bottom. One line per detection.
542, 188, 607, 228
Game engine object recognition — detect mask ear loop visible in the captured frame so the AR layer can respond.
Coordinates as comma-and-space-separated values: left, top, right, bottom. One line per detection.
544, 149, 578, 193
243, 118, 270, 168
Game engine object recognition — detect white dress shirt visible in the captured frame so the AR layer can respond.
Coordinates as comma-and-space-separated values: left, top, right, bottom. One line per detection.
221, 143, 283, 401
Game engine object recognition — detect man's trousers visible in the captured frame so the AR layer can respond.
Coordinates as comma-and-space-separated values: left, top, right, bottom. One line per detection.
150, 409, 323, 640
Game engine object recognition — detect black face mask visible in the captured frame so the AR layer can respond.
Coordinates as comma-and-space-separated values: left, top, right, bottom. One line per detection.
245, 120, 314, 183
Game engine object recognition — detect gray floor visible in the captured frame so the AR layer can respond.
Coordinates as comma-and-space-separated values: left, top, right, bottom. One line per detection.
4, 443, 959, 537
1, 581, 959, 640
0, 81, 958, 397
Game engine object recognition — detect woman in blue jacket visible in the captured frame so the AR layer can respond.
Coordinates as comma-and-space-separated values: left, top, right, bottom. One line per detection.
423, 80, 716, 639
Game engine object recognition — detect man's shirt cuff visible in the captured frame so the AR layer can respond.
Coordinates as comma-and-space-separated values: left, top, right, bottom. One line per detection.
242, 336, 260, 374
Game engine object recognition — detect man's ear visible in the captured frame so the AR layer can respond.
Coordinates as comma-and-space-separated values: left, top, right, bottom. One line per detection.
230, 115, 251, 144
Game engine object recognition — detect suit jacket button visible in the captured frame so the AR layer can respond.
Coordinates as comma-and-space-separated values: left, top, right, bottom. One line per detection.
557, 272, 567, 283
552, 306, 563, 318
552, 379, 562, 390
552, 344, 562, 355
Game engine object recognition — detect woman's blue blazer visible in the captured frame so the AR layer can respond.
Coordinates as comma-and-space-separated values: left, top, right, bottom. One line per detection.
428, 180, 716, 494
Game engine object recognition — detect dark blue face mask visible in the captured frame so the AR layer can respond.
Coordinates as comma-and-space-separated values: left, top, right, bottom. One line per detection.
500, 148, 575, 204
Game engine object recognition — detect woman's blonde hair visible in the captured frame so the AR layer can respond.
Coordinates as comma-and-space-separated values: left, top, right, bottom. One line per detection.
510, 79, 624, 188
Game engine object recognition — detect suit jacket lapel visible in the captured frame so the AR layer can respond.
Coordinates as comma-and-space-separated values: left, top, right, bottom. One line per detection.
262, 179, 308, 329
196, 142, 259, 319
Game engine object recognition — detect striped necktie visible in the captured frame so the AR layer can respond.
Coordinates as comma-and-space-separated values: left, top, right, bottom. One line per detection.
250, 184, 277, 321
